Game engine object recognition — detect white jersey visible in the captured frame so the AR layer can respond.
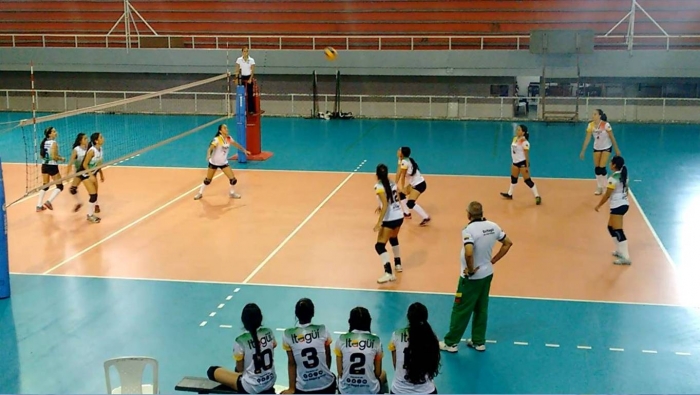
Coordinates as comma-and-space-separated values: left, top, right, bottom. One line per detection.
84, 146, 103, 170
607, 171, 629, 209
209, 135, 231, 166
374, 181, 404, 222
233, 327, 277, 394
42, 139, 58, 165
334, 330, 383, 394
282, 323, 335, 392
399, 158, 425, 187
73, 146, 87, 170
461, 218, 506, 280
388, 328, 436, 394
510, 136, 530, 164
587, 121, 613, 150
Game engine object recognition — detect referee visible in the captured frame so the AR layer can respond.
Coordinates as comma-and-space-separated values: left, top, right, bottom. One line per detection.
439, 201, 513, 353
234, 46, 256, 114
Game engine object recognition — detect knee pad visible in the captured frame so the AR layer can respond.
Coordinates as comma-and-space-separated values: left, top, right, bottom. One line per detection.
607, 225, 615, 237
389, 237, 399, 247
524, 178, 535, 188
206, 366, 220, 381
600, 167, 608, 176
614, 229, 627, 242
594, 167, 602, 175
374, 243, 387, 255
230, 177, 237, 186
89, 194, 98, 203
56, 183, 64, 191
203, 178, 211, 185
407, 200, 416, 209
399, 192, 407, 200
70, 186, 78, 195
511, 176, 518, 184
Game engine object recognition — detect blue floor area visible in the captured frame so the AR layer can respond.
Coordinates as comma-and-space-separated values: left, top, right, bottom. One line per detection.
1, 112, 700, 393
2, 275, 700, 394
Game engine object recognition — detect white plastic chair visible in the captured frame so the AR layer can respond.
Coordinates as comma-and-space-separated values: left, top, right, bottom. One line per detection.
104, 356, 159, 394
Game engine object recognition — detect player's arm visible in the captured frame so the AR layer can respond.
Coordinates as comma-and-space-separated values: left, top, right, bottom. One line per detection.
595, 177, 616, 210
81, 149, 94, 172
396, 163, 408, 189
206, 140, 217, 161
523, 141, 530, 168
491, 230, 513, 265
325, 336, 333, 368
284, 350, 297, 394
580, 124, 592, 159
388, 335, 396, 369
376, 189, 389, 229
67, 149, 77, 172
229, 138, 251, 155
373, 351, 383, 379
462, 230, 476, 276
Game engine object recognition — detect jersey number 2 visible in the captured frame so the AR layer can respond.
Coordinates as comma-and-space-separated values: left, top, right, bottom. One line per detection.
253, 348, 274, 373
349, 353, 366, 375
301, 347, 320, 369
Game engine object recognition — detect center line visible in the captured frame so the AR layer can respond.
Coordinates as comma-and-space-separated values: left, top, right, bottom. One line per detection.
242, 161, 366, 283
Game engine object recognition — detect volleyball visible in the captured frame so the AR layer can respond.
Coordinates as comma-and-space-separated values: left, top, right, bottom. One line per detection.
324, 47, 338, 61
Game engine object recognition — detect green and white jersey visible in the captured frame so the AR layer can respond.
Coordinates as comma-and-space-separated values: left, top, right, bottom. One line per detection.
282, 323, 334, 392
232, 327, 277, 394
73, 146, 87, 170
334, 330, 383, 394
607, 171, 629, 209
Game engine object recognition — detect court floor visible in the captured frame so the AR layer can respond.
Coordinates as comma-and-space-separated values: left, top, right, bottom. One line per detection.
1, 112, 700, 394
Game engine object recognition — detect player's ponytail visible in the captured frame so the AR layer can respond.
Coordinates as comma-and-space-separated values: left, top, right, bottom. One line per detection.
376, 164, 394, 204
295, 298, 315, 325
241, 303, 264, 370
72, 133, 86, 149
596, 108, 608, 122
214, 124, 225, 138
611, 156, 628, 192
405, 302, 441, 384
39, 127, 53, 159
348, 306, 372, 332
400, 146, 419, 176
519, 124, 529, 140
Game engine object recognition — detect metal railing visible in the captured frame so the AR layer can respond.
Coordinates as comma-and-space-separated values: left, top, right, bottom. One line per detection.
2, 89, 700, 123
1, 33, 699, 51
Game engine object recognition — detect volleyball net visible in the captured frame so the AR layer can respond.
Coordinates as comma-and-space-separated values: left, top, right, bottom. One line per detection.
8, 72, 234, 206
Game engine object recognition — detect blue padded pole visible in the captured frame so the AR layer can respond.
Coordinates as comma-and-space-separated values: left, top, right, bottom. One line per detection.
236, 84, 247, 163
0, 156, 10, 299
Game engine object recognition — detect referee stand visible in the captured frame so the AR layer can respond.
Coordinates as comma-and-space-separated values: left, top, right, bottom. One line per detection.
230, 78, 273, 162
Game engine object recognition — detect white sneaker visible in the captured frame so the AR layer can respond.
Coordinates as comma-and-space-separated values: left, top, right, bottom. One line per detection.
612, 251, 622, 258
466, 339, 486, 352
230, 192, 241, 199
614, 257, 632, 265
439, 341, 458, 353
395, 264, 403, 273
595, 187, 604, 195
194, 193, 202, 200
377, 272, 396, 284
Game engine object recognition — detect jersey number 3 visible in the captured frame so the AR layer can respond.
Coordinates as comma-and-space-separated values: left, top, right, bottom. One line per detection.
301, 347, 320, 369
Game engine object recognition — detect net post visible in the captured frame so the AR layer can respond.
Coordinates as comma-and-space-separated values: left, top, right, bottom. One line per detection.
235, 84, 247, 163
231, 79, 273, 162
0, 155, 10, 299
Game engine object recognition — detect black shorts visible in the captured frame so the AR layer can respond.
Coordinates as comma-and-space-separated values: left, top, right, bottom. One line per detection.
411, 181, 427, 194
610, 205, 629, 215
513, 160, 528, 168
235, 376, 275, 394
208, 163, 229, 170
41, 164, 59, 176
594, 147, 612, 153
382, 218, 404, 229
296, 377, 337, 394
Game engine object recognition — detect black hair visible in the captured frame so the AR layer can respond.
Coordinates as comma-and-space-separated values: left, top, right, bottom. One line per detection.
376, 164, 395, 204
72, 133, 86, 149
518, 124, 529, 140
88, 132, 101, 149
39, 127, 54, 159
214, 124, 226, 137
400, 146, 420, 176
348, 306, 372, 332
404, 302, 441, 384
611, 156, 628, 192
295, 298, 315, 325
595, 109, 608, 122
242, 303, 264, 369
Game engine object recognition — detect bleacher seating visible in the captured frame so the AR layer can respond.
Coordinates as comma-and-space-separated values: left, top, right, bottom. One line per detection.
1, 0, 700, 50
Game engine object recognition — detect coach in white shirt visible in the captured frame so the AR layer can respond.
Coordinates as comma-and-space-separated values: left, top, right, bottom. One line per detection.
439, 201, 513, 353
235, 46, 256, 113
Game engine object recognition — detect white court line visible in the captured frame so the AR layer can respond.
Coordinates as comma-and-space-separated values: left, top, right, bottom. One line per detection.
545, 344, 560, 348
609, 347, 625, 352
514, 341, 529, 346
241, 160, 367, 284
642, 350, 658, 354
577, 345, 592, 350
41, 173, 226, 274
628, 189, 677, 270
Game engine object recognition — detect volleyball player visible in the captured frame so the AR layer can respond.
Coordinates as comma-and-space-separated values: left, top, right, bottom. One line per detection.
595, 156, 631, 265
194, 124, 250, 200
500, 124, 541, 205
388, 302, 440, 394
396, 147, 431, 226
334, 307, 388, 394
207, 303, 277, 394
66, 133, 87, 212
78, 132, 105, 223
374, 164, 404, 284
281, 298, 336, 394
36, 126, 66, 212
580, 109, 622, 195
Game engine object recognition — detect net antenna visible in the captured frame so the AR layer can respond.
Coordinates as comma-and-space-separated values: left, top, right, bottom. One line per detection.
10, 73, 232, 207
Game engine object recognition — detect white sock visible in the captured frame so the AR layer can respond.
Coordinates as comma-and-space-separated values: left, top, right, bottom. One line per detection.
37, 190, 46, 207
392, 245, 400, 259
48, 188, 61, 203
400, 199, 410, 214
88, 202, 96, 216
508, 183, 516, 195
198, 183, 207, 195
530, 184, 539, 197
412, 203, 429, 219
380, 251, 391, 265
612, 237, 619, 252
229, 186, 236, 195
596, 175, 606, 189
618, 240, 630, 259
